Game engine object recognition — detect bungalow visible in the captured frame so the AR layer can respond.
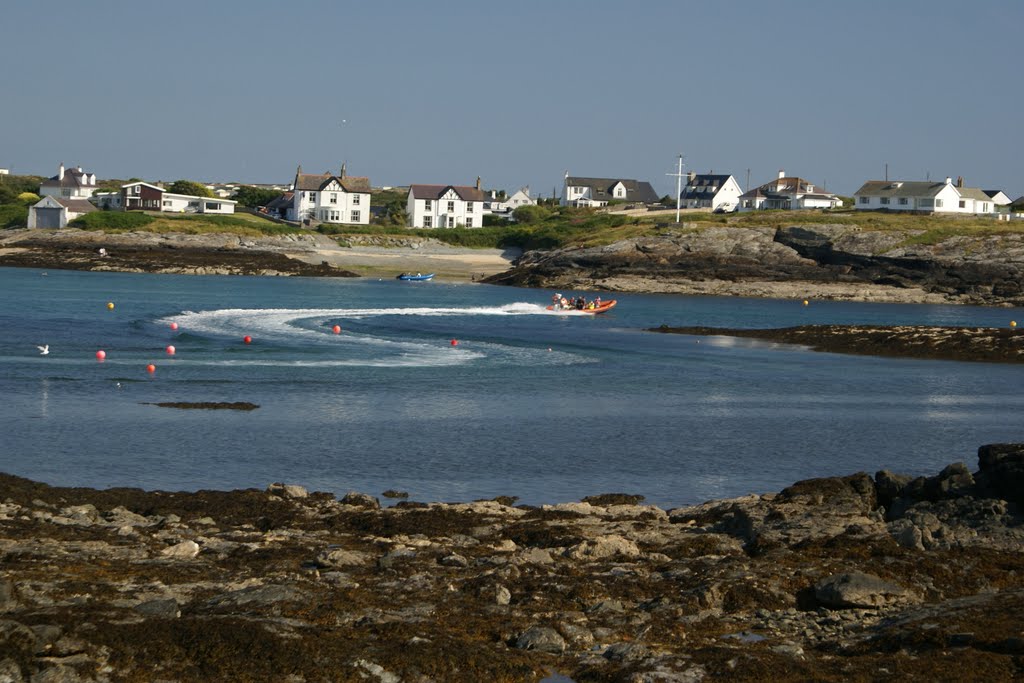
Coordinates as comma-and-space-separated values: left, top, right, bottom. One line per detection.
407, 181, 486, 228
561, 174, 659, 208
738, 171, 841, 211
853, 177, 996, 214
27, 195, 95, 228
680, 173, 743, 211
288, 165, 370, 225
120, 181, 237, 214
39, 163, 97, 200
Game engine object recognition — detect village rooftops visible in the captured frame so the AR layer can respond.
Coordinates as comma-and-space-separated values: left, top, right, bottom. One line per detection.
293, 173, 370, 193
565, 176, 659, 204
408, 184, 487, 202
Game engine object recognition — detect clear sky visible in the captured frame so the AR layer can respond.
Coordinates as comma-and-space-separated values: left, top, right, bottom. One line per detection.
3, 0, 1021, 198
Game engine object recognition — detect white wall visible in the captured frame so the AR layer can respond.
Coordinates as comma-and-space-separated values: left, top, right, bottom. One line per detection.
407, 189, 482, 228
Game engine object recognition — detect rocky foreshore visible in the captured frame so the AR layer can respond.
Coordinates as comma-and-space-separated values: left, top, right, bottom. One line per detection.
0, 229, 358, 277
2, 444, 1024, 682
652, 324, 1024, 364
485, 225, 1024, 306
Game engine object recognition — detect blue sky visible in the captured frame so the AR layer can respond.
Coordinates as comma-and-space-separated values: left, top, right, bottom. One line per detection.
3, 0, 1021, 198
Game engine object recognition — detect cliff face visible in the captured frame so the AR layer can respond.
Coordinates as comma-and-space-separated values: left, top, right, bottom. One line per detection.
485, 225, 1024, 305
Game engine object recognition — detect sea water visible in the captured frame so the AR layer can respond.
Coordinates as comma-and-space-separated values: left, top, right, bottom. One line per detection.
1, 266, 1022, 508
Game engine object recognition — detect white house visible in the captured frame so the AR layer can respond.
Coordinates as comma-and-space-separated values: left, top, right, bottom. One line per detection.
28, 195, 95, 228
562, 175, 660, 207
738, 171, 841, 211
288, 165, 370, 225
120, 181, 237, 214
984, 190, 1013, 212
853, 177, 996, 214
680, 173, 743, 211
39, 163, 97, 200
485, 187, 536, 216
407, 182, 486, 228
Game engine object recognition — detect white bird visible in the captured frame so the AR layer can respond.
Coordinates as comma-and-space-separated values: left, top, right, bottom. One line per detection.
37, 345, 49, 355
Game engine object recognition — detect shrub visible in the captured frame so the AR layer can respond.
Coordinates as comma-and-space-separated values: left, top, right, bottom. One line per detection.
71, 212, 155, 230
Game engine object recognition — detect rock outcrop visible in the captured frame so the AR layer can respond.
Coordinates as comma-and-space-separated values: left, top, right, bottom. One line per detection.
486, 224, 1024, 305
1, 444, 1024, 681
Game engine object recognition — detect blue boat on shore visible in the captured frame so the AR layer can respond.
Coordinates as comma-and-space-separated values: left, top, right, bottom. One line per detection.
397, 273, 434, 281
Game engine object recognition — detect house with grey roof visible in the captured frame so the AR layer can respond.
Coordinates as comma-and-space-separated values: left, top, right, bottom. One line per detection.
680, 173, 742, 211
39, 163, 97, 200
738, 170, 840, 212
406, 180, 487, 228
288, 164, 370, 225
28, 195, 96, 228
854, 177, 997, 214
561, 174, 659, 208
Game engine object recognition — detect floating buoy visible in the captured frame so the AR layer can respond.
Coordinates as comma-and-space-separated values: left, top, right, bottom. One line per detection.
146, 364, 156, 374
170, 322, 179, 331
332, 325, 341, 334
1012, 321, 1018, 329
95, 349, 106, 361
243, 335, 252, 344
547, 347, 552, 352
802, 299, 809, 306
450, 339, 459, 346
107, 302, 115, 310
166, 345, 175, 355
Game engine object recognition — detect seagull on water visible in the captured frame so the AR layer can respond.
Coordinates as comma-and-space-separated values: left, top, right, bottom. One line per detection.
37, 345, 49, 355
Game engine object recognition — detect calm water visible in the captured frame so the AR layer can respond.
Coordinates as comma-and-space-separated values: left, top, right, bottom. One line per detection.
1, 266, 1022, 508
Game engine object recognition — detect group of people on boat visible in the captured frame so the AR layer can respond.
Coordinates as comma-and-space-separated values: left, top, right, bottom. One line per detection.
551, 293, 602, 311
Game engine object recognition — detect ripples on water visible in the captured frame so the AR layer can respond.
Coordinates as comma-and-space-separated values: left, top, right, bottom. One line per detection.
1, 267, 1022, 508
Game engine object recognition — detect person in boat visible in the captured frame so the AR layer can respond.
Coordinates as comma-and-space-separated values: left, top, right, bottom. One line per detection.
560, 296, 569, 309
552, 293, 561, 308
594, 296, 602, 308
575, 297, 585, 310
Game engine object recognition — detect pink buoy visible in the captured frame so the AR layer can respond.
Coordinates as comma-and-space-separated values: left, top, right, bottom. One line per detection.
170, 322, 179, 331
166, 345, 176, 355
146, 364, 156, 374
450, 339, 459, 346
243, 335, 252, 344
332, 325, 341, 334
95, 350, 106, 361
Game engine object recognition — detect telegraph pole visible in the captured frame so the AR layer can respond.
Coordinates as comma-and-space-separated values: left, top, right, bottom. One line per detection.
666, 154, 685, 223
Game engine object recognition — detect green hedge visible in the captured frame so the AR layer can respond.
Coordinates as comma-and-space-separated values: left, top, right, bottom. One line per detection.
70, 212, 155, 229
0, 204, 28, 228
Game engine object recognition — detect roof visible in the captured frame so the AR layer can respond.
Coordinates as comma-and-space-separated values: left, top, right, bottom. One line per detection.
121, 181, 165, 192
54, 198, 96, 213
40, 166, 96, 190
163, 193, 238, 204
264, 192, 293, 210
408, 184, 487, 202
741, 175, 832, 198
853, 180, 950, 198
565, 176, 660, 204
294, 172, 370, 193
681, 174, 735, 201
956, 187, 992, 202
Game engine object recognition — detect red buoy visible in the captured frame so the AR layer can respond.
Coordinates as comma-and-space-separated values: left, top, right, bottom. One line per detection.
243, 336, 252, 344
146, 364, 156, 374
166, 345, 176, 355
170, 322, 179, 331
332, 325, 341, 334
450, 339, 459, 346
95, 350, 106, 361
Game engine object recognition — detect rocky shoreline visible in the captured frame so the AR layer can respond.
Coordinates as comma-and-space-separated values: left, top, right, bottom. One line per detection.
651, 324, 1024, 364
484, 225, 1024, 307
2, 444, 1023, 681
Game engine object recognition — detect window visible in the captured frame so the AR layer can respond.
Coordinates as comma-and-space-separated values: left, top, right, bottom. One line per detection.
423, 216, 432, 228
132, 186, 141, 196
206, 202, 220, 211
163, 200, 171, 207
330, 193, 337, 204
935, 199, 943, 208
880, 197, 889, 205
447, 201, 455, 212
858, 196, 869, 204
465, 217, 473, 228
424, 199, 432, 210
350, 210, 360, 222
958, 200, 966, 209
353, 194, 361, 205
467, 202, 474, 213
448, 217, 455, 227
307, 192, 316, 201
898, 198, 908, 205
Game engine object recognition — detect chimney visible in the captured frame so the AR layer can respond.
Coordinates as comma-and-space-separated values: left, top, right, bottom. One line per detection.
778, 170, 785, 179
475, 176, 481, 191
945, 176, 952, 185
340, 162, 347, 179
687, 171, 696, 183
58, 163, 65, 180
956, 176, 963, 188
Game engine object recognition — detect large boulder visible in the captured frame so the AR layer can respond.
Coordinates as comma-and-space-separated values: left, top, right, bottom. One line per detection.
814, 571, 917, 609
975, 444, 1024, 505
